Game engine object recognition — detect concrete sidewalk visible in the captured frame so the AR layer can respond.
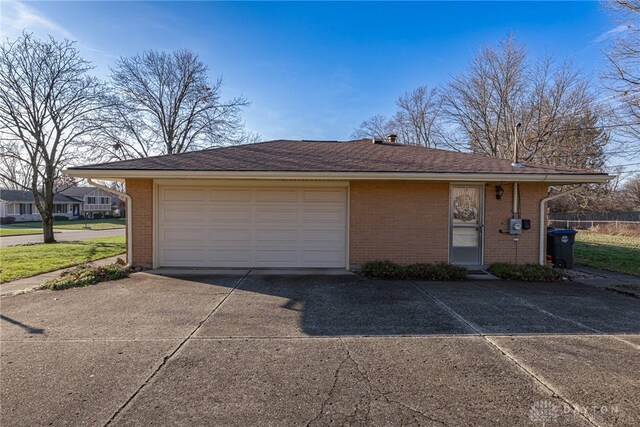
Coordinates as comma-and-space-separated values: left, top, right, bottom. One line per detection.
572, 265, 640, 288
0, 255, 124, 296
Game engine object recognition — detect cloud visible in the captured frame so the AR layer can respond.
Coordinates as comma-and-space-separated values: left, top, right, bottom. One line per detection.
592, 24, 631, 44
0, 0, 72, 39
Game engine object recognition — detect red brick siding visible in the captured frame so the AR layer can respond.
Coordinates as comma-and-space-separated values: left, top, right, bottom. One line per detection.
349, 182, 450, 265
126, 178, 153, 267
483, 183, 548, 264
349, 181, 548, 266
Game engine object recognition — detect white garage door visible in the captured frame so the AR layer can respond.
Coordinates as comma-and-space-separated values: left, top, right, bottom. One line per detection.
157, 185, 347, 268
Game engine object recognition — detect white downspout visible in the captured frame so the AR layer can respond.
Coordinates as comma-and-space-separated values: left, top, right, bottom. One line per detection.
88, 179, 132, 267
538, 185, 583, 265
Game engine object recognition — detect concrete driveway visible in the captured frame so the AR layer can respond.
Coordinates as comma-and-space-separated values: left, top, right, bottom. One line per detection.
1, 272, 639, 426
0, 228, 124, 246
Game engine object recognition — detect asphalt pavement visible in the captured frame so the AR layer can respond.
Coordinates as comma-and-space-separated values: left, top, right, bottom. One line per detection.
0, 228, 124, 247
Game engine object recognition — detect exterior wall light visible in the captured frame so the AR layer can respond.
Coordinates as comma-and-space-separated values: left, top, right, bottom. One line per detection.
495, 185, 504, 200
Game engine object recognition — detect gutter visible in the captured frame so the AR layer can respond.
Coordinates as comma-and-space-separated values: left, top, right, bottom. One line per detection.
538, 185, 583, 265
87, 179, 132, 267
64, 169, 614, 184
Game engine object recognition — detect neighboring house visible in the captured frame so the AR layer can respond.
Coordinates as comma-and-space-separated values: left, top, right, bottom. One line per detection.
65, 137, 612, 269
0, 190, 84, 222
0, 186, 115, 222
60, 187, 115, 219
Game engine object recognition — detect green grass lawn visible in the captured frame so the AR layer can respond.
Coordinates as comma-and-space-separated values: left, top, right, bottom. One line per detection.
3, 218, 125, 231
0, 235, 126, 283
0, 228, 43, 237
574, 232, 640, 277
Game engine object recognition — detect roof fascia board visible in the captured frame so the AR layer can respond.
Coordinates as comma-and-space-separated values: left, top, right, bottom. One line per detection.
63, 169, 613, 184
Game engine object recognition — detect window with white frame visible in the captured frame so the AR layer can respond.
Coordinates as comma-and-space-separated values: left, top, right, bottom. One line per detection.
54, 204, 68, 213
101, 197, 109, 204
7, 203, 19, 214
87, 196, 96, 204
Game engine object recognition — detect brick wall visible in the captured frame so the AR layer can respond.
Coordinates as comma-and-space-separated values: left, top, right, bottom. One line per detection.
349, 181, 548, 266
126, 178, 153, 267
349, 181, 450, 265
123, 179, 547, 268
483, 183, 548, 264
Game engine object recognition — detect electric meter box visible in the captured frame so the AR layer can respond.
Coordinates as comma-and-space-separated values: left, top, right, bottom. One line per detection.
508, 218, 523, 234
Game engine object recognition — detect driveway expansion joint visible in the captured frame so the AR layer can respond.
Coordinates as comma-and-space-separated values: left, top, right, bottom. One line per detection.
410, 281, 602, 427
102, 268, 252, 426
484, 284, 640, 350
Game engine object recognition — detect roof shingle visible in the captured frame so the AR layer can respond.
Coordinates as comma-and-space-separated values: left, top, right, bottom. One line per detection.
68, 139, 605, 176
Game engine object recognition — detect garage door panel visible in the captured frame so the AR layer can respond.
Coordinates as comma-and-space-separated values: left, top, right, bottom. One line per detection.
256, 209, 298, 223
302, 230, 344, 243
162, 230, 204, 244
158, 186, 346, 268
209, 249, 252, 263
162, 208, 205, 223
303, 190, 346, 203
208, 208, 252, 222
210, 189, 252, 202
256, 189, 298, 202
162, 188, 206, 202
255, 249, 299, 263
255, 229, 298, 243
163, 248, 206, 263
210, 229, 251, 243
302, 209, 344, 223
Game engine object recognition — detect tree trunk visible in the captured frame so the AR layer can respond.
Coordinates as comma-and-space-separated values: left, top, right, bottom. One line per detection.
42, 213, 56, 243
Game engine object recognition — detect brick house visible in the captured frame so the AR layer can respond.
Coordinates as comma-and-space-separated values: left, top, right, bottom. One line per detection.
65, 138, 611, 269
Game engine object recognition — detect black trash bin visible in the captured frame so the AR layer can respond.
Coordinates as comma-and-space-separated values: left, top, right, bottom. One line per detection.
547, 228, 578, 269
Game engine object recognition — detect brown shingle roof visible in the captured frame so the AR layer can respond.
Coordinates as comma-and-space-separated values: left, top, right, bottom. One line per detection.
69, 139, 605, 176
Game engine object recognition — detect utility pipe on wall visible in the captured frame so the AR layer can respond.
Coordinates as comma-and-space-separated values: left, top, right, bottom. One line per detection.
88, 179, 132, 267
538, 186, 583, 265
513, 182, 519, 218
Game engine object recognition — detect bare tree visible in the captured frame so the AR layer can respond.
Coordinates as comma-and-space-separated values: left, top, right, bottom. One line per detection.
0, 33, 106, 242
604, 0, 640, 157
0, 147, 32, 190
394, 85, 444, 147
442, 35, 608, 168
351, 114, 393, 141
352, 85, 445, 147
624, 173, 640, 208
98, 49, 250, 160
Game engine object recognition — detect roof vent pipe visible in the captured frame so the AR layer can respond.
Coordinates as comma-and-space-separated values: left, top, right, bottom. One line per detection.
511, 122, 523, 168
387, 134, 398, 143
372, 137, 383, 144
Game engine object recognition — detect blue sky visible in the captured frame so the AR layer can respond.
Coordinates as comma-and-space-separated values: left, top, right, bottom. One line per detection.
0, 1, 619, 141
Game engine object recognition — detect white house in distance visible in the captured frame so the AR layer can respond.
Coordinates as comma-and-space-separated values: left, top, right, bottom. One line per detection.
0, 187, 115, 222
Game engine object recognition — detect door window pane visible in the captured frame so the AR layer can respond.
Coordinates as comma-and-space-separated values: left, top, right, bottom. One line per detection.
452, 187, 480, 224
452, 227, 478, 247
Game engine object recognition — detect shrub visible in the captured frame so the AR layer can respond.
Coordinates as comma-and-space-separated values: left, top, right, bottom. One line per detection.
0, 216, 16, 225
93, 212, 103, 219
488, 263, 562, 281
360, 260, 408, 279
53, 215, 69, 221
40, 263, 130, 290
414, 263, 467, 281
360, 261, 467, 281
78, 214, 85, 220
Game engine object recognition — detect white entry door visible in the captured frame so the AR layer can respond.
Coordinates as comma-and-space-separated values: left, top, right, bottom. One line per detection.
157, 185, 347, 268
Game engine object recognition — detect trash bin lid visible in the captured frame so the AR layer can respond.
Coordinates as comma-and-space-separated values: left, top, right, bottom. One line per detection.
547, 229, 578, 236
